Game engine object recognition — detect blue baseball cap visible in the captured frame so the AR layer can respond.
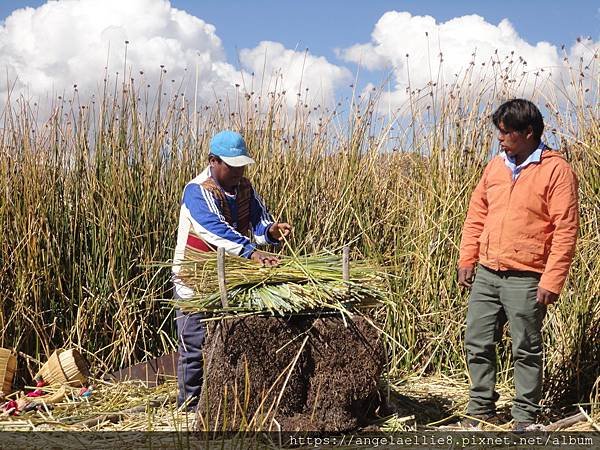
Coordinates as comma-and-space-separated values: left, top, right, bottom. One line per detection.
209, 130, 255, 167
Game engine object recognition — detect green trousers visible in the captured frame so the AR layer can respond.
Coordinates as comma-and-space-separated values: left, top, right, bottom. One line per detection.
465, 265, 547, 422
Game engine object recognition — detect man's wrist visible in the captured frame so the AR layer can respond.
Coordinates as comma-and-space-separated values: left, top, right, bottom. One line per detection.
241, 243, 257, 258
265, 223, 279, 245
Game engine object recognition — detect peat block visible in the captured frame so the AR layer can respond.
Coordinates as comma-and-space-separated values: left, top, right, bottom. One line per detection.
196, 315, 384, 432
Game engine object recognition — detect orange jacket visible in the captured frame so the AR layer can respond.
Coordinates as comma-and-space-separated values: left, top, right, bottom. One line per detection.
459, 149, 579, 294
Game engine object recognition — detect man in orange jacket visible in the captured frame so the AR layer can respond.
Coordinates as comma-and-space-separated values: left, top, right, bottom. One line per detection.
458, 99, 579, 431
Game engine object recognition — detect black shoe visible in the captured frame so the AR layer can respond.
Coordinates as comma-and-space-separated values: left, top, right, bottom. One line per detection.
512, 421, 534, 432
460, 413, 499, 429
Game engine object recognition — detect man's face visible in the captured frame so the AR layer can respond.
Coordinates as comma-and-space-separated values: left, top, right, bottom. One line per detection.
210, 157, 245, 191
497, 121, 534, 160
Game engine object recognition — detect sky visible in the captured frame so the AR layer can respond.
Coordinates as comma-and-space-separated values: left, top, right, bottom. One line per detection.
173, 0, 600, 64
0, 0, 598, 114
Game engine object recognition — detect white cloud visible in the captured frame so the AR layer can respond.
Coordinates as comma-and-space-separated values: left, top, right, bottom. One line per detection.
239, 41, 352, 110
0, 0, 238, 106
335, 43, 388, 72
0, 0, 348, 116
339, 11, 599, 111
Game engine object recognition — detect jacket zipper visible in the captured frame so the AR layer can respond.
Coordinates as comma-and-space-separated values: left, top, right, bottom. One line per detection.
493, 148, 544, 270
497, 170, 518, 270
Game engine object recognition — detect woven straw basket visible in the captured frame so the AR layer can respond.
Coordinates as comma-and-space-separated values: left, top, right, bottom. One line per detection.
0, 348, 17, 394
36, 349, 90, 387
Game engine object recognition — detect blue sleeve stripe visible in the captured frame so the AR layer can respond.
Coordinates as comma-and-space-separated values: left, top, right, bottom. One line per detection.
199, 187, 248, 240
200, 186, 221, 217
183, 183, 254, 256
204, 188, 220, 216
254, 191, 274, 223
248, 188, 277, 245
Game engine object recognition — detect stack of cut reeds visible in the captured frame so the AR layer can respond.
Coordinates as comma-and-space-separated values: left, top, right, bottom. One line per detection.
171, 250, 388, 316
0, 348, 17, 394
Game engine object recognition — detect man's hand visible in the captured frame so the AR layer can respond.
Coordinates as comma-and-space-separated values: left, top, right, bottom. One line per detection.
458, 266, 475, 289
268, 222, 292, 241
536, 286, 559, 305
250, 250, 280, 267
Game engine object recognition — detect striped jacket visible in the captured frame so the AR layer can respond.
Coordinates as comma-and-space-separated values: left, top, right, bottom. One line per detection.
173, 166, 276, 298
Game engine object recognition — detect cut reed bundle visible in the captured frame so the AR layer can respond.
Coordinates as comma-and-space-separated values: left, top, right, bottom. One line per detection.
170, 250, 388, 315
36, 349, 90, 387
0, 348, 17, 394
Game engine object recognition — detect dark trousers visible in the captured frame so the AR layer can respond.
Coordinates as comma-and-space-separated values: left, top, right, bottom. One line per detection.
465, 265, 547, 422
176, 308, 206, 408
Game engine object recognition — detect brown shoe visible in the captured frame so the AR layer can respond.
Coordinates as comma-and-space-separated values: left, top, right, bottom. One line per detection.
512, 421, 534, 432
460, 413, 499, 429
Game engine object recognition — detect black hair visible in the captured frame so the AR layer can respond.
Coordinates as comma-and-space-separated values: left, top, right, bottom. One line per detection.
492, 99, 544, 141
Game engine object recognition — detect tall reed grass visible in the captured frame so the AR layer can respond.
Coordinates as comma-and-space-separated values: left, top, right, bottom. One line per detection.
0, 52, 597, 408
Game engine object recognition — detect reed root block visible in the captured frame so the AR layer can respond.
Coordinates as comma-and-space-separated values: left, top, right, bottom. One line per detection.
196, 315, 384, 432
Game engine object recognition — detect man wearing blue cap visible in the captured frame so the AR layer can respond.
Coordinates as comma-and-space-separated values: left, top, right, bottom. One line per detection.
172, 130, 292, 411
